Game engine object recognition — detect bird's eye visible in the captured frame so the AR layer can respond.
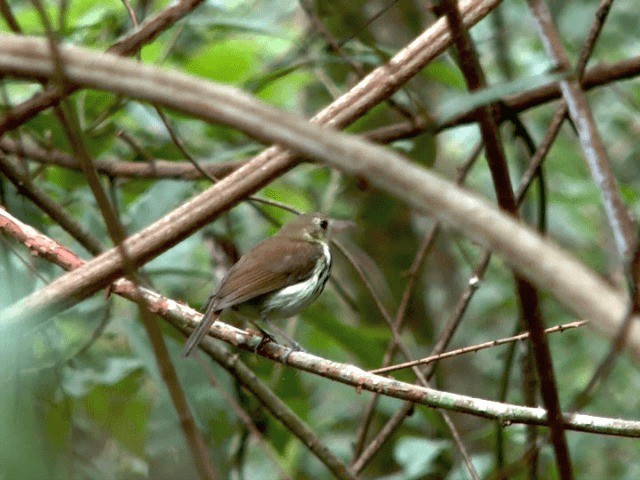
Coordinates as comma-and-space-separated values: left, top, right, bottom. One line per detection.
320, 219, 328, 230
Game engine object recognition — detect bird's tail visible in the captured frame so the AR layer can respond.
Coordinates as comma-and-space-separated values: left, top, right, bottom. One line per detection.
181, 300, 220, 357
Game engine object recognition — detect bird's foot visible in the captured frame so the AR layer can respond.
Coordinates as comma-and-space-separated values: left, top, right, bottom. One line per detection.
258, 327, 277, 344
281, 346, 294, 364
260, 319, 307, 354
280, 339, 307, 364
289, 340, 307, 354
251, 327, 277, 353
249, 322, 307, 361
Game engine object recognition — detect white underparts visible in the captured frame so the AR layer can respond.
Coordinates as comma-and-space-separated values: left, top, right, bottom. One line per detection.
262, 242, 331, 319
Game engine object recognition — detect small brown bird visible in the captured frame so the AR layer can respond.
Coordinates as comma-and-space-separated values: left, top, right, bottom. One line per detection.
182, 213, 332, 357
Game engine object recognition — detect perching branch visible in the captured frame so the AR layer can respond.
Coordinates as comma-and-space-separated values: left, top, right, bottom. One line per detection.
2, 206, 639, 439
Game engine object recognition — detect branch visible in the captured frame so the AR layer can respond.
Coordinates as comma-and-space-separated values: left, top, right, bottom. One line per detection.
0, 0, 206, 134
371, 320, 588, 375
440, 1, 572, 477
437, 55, 640, 130
0, 152, 105, 255
0, 207, 356, 480
0, 32, 637, 360
2, 206, 639, 439
0, 136, 245, 180
527, 0, 636, 260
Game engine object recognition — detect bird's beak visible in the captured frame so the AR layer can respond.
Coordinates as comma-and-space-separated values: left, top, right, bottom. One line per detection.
330, 219, 357, 234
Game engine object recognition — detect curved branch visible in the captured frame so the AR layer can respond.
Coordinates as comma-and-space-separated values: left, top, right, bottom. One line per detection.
0, 33, 636, 358
0, 0, 502, 313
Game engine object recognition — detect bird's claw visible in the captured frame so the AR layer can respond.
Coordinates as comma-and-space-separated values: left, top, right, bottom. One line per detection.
251, 325, 306, 362
282, 346, 294, 364
252, 329, 277, 353
281, 340, 308, 364
290, 341, 306, 354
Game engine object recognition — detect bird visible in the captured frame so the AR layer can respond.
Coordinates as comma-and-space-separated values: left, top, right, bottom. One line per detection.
182, 212, 332, 357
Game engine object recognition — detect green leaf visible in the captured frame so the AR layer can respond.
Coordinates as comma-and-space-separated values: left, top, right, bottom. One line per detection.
394, 437, 448, 479
63, 357, 143, 397
184, 39, 260, 84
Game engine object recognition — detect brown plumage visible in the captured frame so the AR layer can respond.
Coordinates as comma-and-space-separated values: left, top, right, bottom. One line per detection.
182, 213, 331, 357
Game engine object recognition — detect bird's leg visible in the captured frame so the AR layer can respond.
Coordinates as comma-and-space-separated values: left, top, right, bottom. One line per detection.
266, 319, 306, 352
255, 316, 306, 363
248, 320, 277, 344
261, 318, 307, 365
245, 318, 277, 353
257, 325, 277, 344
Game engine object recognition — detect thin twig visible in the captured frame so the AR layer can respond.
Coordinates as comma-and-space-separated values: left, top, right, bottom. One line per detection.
372, 320, 588, 374
0, 136, 244, 180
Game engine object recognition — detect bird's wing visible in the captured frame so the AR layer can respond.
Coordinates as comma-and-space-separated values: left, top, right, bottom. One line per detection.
212, 238, 323, 310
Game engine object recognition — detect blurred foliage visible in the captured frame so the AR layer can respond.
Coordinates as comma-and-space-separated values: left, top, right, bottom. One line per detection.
1, 0, 640, 479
